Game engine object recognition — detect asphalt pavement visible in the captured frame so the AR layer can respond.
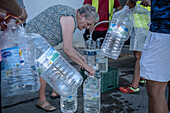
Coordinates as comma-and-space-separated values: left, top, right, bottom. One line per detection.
1, 47, 169, 113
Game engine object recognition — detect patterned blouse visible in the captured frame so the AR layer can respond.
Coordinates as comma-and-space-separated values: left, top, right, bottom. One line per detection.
25, 4, 78, 46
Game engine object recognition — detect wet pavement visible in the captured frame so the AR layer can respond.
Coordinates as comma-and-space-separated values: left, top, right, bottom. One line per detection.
1, 47, 169, 113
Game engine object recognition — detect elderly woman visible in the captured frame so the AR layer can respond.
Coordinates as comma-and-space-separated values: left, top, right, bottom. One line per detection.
25, 4, 99, 111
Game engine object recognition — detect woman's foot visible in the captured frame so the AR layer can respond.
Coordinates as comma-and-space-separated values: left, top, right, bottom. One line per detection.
36, 100, 56, 112
50, 92, 60, 99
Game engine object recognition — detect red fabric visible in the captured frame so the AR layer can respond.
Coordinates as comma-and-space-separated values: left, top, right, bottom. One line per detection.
83, 0, 121, 31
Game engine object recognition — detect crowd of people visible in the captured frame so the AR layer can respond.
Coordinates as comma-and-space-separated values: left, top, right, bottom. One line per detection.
0, 0, 169, 113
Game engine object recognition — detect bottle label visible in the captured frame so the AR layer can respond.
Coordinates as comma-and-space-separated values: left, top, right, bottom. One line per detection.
84, 92, 99, 100
1, 47, 20, 71
37, 47, 60, 71
108, 23, 128, 36
83, 49, 97, 56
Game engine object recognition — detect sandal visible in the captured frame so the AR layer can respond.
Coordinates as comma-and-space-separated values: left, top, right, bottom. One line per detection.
50, 92, 60, 99
36, 100, 56, 112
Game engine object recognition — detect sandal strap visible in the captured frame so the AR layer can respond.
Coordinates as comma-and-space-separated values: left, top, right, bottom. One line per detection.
43, 103, 53, 110
36, 100, 55, 111
37, 100, 47, 106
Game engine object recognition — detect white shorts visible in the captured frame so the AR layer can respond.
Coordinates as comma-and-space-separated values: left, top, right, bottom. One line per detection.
140, 31, 170, 82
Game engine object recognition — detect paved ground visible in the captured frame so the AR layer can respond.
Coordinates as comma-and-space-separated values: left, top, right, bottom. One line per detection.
1, 48, 169, 113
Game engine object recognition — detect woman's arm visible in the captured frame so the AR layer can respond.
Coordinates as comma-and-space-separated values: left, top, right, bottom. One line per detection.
60, 15, 95, 75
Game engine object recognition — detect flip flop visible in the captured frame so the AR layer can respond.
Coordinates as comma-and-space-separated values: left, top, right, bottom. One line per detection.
36, 100, 56, 112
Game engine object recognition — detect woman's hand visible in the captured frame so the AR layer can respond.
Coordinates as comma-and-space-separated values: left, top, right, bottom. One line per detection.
15, 8, 28, 25
77, 52, 86, 63
0, 12, 6, 31
84, 64, 95, 76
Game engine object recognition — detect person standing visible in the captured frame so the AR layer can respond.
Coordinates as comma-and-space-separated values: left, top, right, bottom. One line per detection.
119, 1, 151, 94
83, 0, 122, 43
138, 0, 170, 113
25, 4, 99, 112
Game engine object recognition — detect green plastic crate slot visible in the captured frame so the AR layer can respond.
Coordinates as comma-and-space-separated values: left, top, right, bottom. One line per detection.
80, 66, 119, 93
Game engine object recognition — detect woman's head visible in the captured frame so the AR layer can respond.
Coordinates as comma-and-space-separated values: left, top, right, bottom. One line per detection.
77, 4, 99, 30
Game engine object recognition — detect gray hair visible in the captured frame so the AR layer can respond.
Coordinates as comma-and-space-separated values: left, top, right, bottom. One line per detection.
77, 4, 99, 23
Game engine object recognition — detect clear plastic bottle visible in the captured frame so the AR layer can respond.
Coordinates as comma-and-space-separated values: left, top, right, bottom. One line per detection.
60, 90, 77, 113
29, 33, 83, 97
83, 71, 101, 113
101, 6, 133, 59
83, 49, 96, 66
133, 5, 150, 41
0, 20, 40, 97
84, 37, 97, 66
96, 38, 108, 72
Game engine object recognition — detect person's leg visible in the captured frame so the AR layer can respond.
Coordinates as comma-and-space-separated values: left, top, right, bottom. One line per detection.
131, 51, 142, 88
39, 76, 47, 101
37, 76, 56, 111
146, 80, 168, 113
119, 51, 141, 93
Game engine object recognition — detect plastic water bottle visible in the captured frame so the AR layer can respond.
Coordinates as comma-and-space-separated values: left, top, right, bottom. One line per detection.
96, 38, 108, 72
83, 49, 96, 66
60, 90, 77, 113
101, 6, 133, 59
84, 37, 97, 66
0, 20, 40, 97
133, 5, 150, 40
83, 71, 101, 113
28, 33, 83, 97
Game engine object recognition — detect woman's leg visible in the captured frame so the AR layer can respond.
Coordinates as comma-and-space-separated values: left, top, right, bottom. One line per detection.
146, 80, 168, 113
37, 76, 56, 111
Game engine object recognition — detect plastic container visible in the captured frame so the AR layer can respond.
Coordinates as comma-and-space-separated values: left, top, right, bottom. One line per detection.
60, 90, 77, 113
29, 33, 83, 97
133, 5, 150, 40
96, 38, 108, 72
101, 6, 133, 59
0, 20, 40, 97
84, 38, 97, 66
83, 49, 97, 66
83, 71, 101, 113
81, 67, 119, 93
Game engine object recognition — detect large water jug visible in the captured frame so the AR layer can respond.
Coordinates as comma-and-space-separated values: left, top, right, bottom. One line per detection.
83, 71, 101, 113
101, 6, 133, 59
133, 4, 150, 41
60, 90, 77, 113
0, 20, 40, 97
29, 33, 83, 97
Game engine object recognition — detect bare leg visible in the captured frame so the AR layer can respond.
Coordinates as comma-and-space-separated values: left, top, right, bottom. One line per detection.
146, 80, 168, 113
37, 76, 56, 110
131, 51, 142, 88
39, 76, 47, 101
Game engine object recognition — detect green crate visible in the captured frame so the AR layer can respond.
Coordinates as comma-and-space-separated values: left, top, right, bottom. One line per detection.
80, 66, 119, 93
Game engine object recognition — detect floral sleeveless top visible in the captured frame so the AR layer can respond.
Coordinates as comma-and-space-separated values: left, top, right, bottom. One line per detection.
25, 4, 78, 46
